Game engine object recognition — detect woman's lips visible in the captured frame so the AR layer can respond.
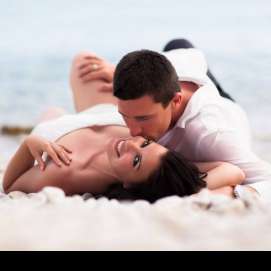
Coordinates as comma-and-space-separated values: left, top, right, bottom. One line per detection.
114, 139, 125, 157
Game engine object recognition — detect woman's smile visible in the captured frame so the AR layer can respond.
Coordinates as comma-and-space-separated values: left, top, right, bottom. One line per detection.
116, 139, 126, 157
112, 138, 128, 157
107, 136, 168, 185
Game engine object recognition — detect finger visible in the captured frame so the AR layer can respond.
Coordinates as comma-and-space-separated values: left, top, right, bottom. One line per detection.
35, 155, 45, 171
99, 83, 113, 93
82, 70, 107, 83
45, 145, 62, 167
52, 144, 71, 165
59, 144, 73, 154
79, 64, 102, 78
78, 59, 100, 70
84, 55, 102, 61
51, 143, 71, 162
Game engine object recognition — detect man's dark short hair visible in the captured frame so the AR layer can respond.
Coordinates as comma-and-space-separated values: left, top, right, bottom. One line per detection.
113, 49, 180, 107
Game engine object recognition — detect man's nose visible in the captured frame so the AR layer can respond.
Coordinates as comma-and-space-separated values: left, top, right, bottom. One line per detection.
127, 122, 143, 137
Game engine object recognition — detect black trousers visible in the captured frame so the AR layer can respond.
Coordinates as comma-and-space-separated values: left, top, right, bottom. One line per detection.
163, 39, 234, 102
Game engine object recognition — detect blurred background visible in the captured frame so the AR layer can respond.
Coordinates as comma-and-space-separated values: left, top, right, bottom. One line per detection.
0, 0, 271, 162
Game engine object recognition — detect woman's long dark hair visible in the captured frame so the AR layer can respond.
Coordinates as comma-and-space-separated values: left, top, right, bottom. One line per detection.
100, 150, 207, 203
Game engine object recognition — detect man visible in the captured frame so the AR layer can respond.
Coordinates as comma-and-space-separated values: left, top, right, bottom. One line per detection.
71, 39, 271, 201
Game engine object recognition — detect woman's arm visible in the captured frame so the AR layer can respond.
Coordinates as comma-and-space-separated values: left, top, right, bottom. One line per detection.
194, 161, 245, 190
3, 140, 35, 192
3, 135, 72, 193
4, 159, 74, 194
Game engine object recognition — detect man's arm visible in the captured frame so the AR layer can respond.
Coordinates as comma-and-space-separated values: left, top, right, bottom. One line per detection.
196, 129, 270, 185
209, 186, 235, 198
194, 161, 245, 189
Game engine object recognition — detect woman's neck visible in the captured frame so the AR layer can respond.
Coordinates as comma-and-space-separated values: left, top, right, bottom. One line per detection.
87, 137, 119, 184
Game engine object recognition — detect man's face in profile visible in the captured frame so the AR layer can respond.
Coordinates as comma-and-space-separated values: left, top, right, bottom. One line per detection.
118, 95, 173, 141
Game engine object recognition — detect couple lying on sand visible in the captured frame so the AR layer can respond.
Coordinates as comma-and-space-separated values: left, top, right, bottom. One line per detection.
3, 39, 271, 203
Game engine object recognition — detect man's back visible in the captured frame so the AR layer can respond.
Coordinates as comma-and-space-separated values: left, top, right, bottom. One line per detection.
158, 80, 271, 186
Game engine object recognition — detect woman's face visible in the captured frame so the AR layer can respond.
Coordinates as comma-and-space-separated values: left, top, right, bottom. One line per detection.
107, 136, 168, 187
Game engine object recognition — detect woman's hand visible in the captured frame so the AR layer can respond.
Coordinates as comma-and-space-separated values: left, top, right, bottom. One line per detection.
25, 135, 72, 171
77, 53, 115, 89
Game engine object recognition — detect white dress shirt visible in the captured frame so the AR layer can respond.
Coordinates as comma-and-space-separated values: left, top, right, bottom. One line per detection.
160, 49, 271, 199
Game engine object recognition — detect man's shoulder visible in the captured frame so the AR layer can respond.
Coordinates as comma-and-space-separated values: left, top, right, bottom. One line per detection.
183, 103, 231, 134
178, 81, 240, 131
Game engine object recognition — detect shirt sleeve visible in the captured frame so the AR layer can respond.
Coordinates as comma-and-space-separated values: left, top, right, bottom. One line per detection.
196, 130, 271, 184
196, 130, 254, 162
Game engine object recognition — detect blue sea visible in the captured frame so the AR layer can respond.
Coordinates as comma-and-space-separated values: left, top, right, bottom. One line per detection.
0, 0, 271, 161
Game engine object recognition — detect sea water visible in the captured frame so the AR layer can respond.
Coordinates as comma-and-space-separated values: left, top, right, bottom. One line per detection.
0, 0, 271, 161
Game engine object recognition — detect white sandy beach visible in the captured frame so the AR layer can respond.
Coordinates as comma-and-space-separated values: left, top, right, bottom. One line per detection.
1, 146, 271, 251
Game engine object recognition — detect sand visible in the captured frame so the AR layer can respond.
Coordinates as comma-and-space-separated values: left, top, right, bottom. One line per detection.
1, 136, 271, 251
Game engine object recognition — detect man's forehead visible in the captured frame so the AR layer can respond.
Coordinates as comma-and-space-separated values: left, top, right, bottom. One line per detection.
118, 102, 159, 117
117, 96, 161, 115
118, 95, 156, 105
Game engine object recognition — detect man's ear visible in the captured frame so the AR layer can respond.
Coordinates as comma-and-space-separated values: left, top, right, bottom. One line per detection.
171, 92, 182, 108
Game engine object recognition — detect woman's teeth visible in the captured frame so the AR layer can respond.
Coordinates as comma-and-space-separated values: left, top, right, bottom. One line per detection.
117, 140, 124, 156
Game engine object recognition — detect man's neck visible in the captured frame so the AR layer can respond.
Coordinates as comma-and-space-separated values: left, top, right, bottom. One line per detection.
171, 81, 199, 127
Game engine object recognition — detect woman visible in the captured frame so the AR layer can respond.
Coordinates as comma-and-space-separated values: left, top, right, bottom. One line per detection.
3, 119, 244, 201
2, 53, 245, 201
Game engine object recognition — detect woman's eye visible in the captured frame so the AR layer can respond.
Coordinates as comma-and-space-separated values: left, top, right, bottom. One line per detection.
133, 155, 141, 168
141, 139, 151, 148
